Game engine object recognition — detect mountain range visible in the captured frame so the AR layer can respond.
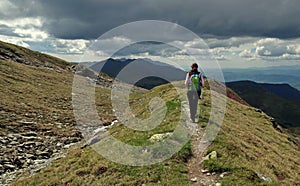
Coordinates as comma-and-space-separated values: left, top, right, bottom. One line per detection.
82, 58, 186, 89
222, 66, 300, 91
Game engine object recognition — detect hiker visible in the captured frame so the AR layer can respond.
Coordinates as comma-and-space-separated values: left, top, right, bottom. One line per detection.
185, 63, 204, 123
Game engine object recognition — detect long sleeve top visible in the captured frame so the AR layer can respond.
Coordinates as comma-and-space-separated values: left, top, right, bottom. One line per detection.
185, 72, 205, 87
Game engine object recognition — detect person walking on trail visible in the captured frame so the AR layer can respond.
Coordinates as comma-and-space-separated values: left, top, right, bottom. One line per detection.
185, 63, 204, 123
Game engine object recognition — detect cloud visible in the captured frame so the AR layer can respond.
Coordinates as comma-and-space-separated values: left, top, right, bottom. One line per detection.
0, 17, 48, 41
0, 0, 18, 17
239, 49, 253, 58
13, 28, 48, 40
0, 0, 300, 66
4, 0, 300, 39
0, 17, 43, 28
206, 37, 259, 49
255, 38, 286, 56
51, 39, 91, 54
235, 38, 300, 61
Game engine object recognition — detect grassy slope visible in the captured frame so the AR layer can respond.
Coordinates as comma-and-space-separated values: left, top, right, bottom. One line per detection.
12, 83, 192, 186
202, 88, 300, 185
227, 81, 300, 128
0, 40, 75, 135
1, 41, 298, 185
12, 80, 300, 185
0, 58, 78, 137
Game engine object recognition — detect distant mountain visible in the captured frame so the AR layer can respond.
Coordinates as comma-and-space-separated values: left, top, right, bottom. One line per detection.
226, 80, 300, 128
261, 83, 300, 101
88, 58, 186, 89
222, 66, 300, 91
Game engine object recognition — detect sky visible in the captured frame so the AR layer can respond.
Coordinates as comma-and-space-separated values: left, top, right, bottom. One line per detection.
0, 0, 300, 69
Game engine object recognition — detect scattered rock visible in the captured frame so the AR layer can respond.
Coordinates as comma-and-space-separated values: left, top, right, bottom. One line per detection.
257, 173, 272, 182
63, 142, 77, 149
220, 172, 228, 178
4, 164, 16, 170
203, 151, 217, 161
255, 108, 262, 113
149, 133, 172, 143
201, 169, 210, 173
190, 177, 197, 182
56, 142, 63, 147
86, 136, 102, 146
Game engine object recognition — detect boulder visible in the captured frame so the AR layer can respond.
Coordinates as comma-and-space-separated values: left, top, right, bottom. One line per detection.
203, 151, 217, 161
149, 133, 172, 143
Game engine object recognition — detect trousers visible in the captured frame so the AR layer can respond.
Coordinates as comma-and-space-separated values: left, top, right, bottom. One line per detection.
187, 90, 201, 121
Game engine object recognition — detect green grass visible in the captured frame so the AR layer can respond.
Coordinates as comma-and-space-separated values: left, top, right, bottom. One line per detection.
227, 82, 300, 129
1, 41, 299, 185
11, 82, 192, 186
12, 146, 191, 186
0, 59, 77, 136
201, 89, 300, 185
9, 73, 300, 185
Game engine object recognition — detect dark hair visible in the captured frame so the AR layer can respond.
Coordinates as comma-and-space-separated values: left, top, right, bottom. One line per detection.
189, 63, 199, 76
191, 63, 198, 68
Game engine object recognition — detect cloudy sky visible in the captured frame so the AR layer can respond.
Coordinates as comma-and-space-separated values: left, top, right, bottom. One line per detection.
0, 0, 300, 68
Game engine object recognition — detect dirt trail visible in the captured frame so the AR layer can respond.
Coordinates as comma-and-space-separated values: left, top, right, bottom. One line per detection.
181, 97, 219, 186
187, 124, 219, 186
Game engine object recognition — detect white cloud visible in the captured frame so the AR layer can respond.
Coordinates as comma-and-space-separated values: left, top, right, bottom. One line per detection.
232, 37, 300, 62
0, 17, 48, 41
0, 17, 44, 28
279, 53, 300, 60
51, 39, 90, 54
255, 38, 286, 56
206, 37, 259, 49
14, 28, 48, 40
252, 38, 300, 60
0, 34, 30, 47
239, 49, 253, 58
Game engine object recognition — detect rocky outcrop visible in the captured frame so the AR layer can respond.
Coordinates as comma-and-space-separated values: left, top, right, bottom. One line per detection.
0, 119, 82, 184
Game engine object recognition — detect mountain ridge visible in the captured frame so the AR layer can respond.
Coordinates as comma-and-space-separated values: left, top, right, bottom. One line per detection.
222, 67, 300, 91
227, 80, 300, 101
88, 58, 186, 89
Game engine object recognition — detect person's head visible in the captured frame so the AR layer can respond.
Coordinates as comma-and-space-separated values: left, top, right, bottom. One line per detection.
191, 63, 198, 70
189, 63, 199, 75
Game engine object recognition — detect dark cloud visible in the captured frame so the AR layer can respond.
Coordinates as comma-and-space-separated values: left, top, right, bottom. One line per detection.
0, 25, 19, 37
7, 0, 300, 39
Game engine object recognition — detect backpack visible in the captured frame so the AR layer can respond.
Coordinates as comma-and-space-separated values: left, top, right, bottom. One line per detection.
189, 73, 201, 91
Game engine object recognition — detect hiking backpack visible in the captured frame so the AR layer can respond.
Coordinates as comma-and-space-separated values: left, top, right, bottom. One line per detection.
190, 73, 201, 91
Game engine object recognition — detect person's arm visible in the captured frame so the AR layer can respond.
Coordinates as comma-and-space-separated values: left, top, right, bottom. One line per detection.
200, 73, 205, 87
185, 73, 190, 87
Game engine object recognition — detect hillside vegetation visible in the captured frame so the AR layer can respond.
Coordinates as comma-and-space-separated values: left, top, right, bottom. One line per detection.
227, 81, 300, 129
11, 80, 300, 185
0, 40, 299, 185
